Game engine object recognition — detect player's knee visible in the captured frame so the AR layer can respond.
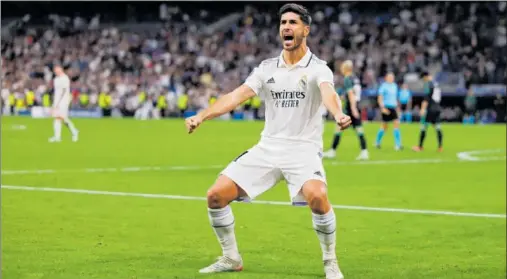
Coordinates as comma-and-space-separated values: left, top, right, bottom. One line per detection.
355, 126, 364, 135
303, 183, 330, 214
308, 192, 329, 214
206, 189, 226, 209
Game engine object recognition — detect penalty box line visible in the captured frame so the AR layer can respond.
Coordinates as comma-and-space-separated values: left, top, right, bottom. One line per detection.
1, 185, 505, 219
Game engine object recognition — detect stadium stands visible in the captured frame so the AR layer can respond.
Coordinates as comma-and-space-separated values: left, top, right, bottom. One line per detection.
2, 2, 506, 122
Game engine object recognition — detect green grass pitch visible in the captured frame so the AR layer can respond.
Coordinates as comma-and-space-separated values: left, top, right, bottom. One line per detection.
1, 117, 506, 279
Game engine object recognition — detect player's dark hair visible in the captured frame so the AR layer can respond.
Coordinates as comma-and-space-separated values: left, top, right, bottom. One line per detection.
278, 3, 312, 26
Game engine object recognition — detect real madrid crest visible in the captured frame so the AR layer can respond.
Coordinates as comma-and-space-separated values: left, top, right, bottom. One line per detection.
298, 75, 308, 91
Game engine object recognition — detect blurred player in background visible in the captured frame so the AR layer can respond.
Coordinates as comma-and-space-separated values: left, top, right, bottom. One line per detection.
412, 72, 443, 152
463, 88, 477, 124
398, 83, 412, 122
323, 60, 368, 160
48, 65, 79, 142
185, 3, 349, 278
375, 72, 402, 150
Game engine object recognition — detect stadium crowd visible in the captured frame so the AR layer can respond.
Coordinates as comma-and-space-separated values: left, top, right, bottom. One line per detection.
2, 2, 506, 122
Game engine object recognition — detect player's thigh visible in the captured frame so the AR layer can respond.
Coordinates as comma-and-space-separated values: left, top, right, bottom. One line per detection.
381, 111, 393, 124
281, 149, 326, 204
390, 108, 399, 120
220, 146, 282, 200
426, 109, 440, 125
53, 108, 68, 119
351, 115, 362, 130
429, 113, 441, 126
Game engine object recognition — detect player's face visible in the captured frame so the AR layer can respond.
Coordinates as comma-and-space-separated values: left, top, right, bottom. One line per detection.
53, 66, 63, 75
340, 65, 346, 75
340, 64, 351, 76
385, 73, 394, 83
279, 12, 309, 51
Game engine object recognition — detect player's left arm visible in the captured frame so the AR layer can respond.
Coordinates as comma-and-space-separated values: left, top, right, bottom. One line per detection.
317, 66, 351, 128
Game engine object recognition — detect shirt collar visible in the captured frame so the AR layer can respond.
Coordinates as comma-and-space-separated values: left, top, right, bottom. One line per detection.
278, 48, 313, 68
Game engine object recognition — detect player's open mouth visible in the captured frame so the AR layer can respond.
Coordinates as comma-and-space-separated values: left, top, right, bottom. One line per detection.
283, 35, 294, 43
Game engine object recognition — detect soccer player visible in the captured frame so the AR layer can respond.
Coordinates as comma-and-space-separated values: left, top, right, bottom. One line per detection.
48, 65, 79, 142
412, 72, 443, 152
398, 83, 412, 122
323, 60, 368, 160
375, 72, 402, 150
185, 4, 350, 279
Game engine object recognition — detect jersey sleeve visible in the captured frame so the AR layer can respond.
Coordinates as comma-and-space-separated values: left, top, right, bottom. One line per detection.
244, 66, 264, 97
377, 84, 385, 97
315, 65, 335, 88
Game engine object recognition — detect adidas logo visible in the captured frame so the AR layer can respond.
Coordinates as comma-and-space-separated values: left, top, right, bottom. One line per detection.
267, 77, 275, 84
314, 171, 322, 177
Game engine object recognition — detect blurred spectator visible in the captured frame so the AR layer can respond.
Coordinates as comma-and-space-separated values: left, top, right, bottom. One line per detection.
1, 2, 505, 119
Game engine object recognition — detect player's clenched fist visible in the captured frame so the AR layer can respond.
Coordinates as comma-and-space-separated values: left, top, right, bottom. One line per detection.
185, 115, 203, 134
334, 112, 352, 130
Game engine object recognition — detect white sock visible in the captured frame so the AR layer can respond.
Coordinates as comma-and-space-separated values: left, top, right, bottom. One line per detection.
63, 118, 78, 136
313, 209, 337, 261
208, 206, 240, 260
53, 119, 62, 139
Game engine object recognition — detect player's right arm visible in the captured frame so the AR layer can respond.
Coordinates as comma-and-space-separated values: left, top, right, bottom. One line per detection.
185, 68, 261, 134
198, 85, 256, 121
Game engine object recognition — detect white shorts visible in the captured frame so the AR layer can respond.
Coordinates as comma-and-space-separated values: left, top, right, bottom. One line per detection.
221, 138, 326, 205
52, 106, 69, 118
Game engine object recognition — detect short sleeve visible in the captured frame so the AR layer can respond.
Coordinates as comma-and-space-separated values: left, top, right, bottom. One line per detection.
377, 84, 384, 96
315, 65, 334, 88
244, 67, 264, 96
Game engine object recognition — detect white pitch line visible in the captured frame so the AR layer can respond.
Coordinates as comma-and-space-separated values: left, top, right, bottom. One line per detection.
457, 149, 506, 161
1, 185, 505, 219
2, 156, 505, 176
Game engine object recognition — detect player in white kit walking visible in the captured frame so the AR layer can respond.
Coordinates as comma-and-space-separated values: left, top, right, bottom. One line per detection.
48, 65, 79, 142
185, 4, 351, 279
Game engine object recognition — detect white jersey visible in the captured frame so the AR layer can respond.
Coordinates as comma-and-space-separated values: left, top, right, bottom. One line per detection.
53, 74, 71, 109
244, 49, 334, 148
